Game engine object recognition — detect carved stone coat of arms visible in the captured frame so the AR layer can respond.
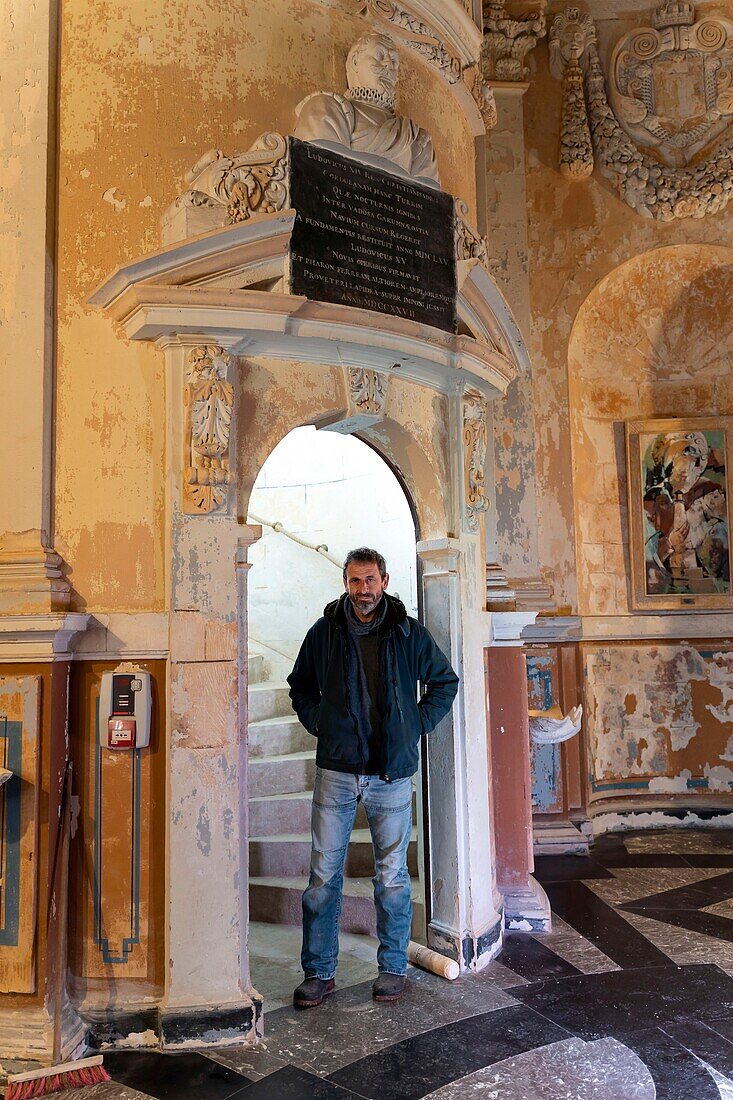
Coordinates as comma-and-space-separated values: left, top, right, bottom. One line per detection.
609, 1, 733, 168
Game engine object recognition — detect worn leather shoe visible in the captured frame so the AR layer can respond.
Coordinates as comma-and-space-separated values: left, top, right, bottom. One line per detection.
293, 976, 335, 1008
372, 973, 406, 1002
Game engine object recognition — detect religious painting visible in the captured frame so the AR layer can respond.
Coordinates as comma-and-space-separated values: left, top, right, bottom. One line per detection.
626, 418, 733, 610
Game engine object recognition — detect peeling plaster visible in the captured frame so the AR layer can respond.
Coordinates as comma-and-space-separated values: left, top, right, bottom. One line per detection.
586, 643, 733, 796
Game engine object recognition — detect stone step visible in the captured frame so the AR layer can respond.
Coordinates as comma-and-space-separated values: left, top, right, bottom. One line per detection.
248, 714, 314, 758
249, 751, 316, 797
248, 791, 367, 835
249, 828, 419, 878
247, 653, 266, 685
249, 876, 424, 938
249, 789, 417, 836
248, 681, 293, 724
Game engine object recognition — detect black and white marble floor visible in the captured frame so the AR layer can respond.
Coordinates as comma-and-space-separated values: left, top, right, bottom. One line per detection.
56, 828, 733, 1099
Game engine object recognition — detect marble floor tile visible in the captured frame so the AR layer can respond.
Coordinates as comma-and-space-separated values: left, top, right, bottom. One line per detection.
530, 913, 621, 975
533, 855, 613, 882
619, 869, 733, 912
543, 880, 675, 969
250, 921, 380, 1011
621, 1027, 723, 1100
53, 1086, 154, 1100
325, 1004, 570, 1100
619, 909, 733, 971
421, 1037, 655, 1100
252, 967, 520, 1078
232, 1064, 359, 1097
584, 865, 728, 906
624, 831, 733, 855
662, 1019, 733, 1079
102, 1051, 251, 1100
510, 963, 733, 1041
497, 933, 581, 982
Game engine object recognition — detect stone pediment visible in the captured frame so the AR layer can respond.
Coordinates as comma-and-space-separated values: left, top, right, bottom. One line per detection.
89, 209, 520, 400
90, 131, 525, 400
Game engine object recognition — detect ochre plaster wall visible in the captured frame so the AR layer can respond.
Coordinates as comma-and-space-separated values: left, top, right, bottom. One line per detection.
55, 0, 475, 614
586, 641, 733, 803
569, 246, 733, 617
524, 4, 733, 612
236, 358, 451, 541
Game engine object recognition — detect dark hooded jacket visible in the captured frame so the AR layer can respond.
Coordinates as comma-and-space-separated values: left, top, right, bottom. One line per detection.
287, 592, 459, 781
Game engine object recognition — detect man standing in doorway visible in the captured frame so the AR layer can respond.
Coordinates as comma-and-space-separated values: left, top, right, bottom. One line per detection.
287, 547, 458, 1006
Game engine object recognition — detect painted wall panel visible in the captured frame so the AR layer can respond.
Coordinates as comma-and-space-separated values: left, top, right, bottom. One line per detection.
0, 676, 41, 994
585, 641, 733, 800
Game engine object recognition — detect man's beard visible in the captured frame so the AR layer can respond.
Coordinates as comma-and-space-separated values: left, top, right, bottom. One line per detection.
349, 591, 384, 618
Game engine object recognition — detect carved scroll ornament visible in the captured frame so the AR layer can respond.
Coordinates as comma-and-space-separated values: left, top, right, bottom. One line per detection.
184, 345, 235, 515
174, 132, 289, 225
349, 368, 389, 417
455, 198, 489, 267
482, 0, 547, 83
463, 388, 490, 532
550, 2, 733, 219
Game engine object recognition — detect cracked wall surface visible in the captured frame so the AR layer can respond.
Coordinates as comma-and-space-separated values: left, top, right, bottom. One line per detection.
586, 642, 733, 800
524, 3, 733, 612
54, 0, 476, 614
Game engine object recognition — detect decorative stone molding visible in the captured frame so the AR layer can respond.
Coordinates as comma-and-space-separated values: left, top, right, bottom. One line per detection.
551, 3, 733, 219
0, 541, 71, 614
321, 367, 391, 434
455, 198, 489, 267
549, 9, 595, 179
463, 388, 490, 532
482, 0, 547, 82
183, 345, 235, 515
163, 133, 289, 243
609, 2, 733, 168
349, 367, 389, 416
468, 67, 499, 130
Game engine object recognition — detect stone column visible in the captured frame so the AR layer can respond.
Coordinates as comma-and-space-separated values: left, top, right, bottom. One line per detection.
161, 339, 262, 1046
0, 0, 70, 617
485, 612, 551, 931
418, 538, 503, 970
484, 82, 545, 606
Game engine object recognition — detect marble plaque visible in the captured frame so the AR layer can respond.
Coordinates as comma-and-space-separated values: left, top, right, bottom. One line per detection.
289, 138, 457, 333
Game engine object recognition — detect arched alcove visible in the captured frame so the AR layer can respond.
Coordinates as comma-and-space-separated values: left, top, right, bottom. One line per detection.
568, 244, 733, 818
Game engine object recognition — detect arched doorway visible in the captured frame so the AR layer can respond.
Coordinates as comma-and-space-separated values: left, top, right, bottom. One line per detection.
244, 425, 423, 1006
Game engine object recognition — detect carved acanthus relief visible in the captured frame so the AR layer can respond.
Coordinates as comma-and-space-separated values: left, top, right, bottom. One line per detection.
183, 345, 235, 515
549, 9, 595, 179
455, 198, 490, 268
463, 388, 490, 532
349, 368, 389, 417
551, 2, 733, 219
166, 133, 289, 235
482, 0, 547, 82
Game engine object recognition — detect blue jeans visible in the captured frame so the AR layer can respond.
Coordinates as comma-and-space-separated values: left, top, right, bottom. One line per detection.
301, 767, 413, 979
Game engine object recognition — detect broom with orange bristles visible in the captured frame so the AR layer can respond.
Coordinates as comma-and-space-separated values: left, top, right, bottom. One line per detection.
4, 762, 110, 1099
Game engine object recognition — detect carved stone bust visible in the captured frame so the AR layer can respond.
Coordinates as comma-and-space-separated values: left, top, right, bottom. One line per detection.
293, 32, 440, 187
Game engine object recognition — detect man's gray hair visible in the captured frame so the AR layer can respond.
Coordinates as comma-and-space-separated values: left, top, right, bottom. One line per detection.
343, 547, 387, 581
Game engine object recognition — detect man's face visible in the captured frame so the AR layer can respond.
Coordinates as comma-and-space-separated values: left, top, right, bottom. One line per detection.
349, 38, 398, 97
344, 560, 389, 621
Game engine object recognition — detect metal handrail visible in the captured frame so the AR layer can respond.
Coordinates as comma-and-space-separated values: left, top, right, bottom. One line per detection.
247, 511, 342, 569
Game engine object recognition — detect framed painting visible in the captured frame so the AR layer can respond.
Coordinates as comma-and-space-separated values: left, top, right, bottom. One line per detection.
626, 417, 733, 611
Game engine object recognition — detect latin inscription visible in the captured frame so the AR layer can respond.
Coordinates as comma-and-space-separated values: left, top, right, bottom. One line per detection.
289, 138, 457, 333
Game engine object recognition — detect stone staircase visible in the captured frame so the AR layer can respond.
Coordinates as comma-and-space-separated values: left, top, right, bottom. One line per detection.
247, 654, 422, 937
